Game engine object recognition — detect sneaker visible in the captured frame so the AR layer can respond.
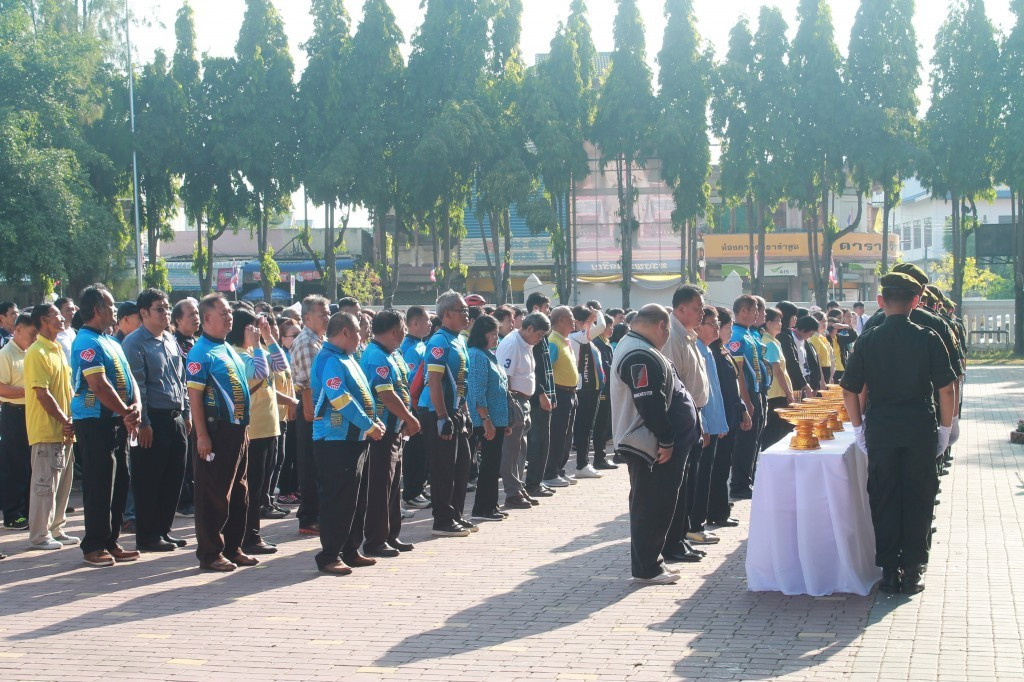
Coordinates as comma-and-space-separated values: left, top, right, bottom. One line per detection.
30, 538, 63, 551
400, 504, 416, 519
299, 524, 321, 536
458, 518, 480, 533
593, 460, 619, 470
53, 533, 80, 546
470, 511, 505, 522
574, 464, 603, 479
83, 550, 115, 567
560, 474, 577, 486
276, 493, 300, 506
176, 505, 195, 518
543, 477, 570, 488
633, 570, 681, 585
260, 505, 288, 519
686, 531, 720, 545
431, 522, 471, 537
405, 495, 431, 509
4, 516, 28, 530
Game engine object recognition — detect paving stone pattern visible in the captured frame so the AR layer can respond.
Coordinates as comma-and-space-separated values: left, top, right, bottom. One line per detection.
0, 367, 1021, 680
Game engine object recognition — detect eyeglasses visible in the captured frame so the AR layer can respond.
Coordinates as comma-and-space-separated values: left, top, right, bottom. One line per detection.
151, 306, 170, 314
283, 333, 299, 340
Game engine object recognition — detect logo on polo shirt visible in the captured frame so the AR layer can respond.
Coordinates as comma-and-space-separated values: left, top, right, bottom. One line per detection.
431, 347, 444, 360
376, 366, 389, 379
408, 362, 416, 372
80, 349, 96, 362
727, 341, 742, 353
187, 362, 201, 375
326, 377, 342, 391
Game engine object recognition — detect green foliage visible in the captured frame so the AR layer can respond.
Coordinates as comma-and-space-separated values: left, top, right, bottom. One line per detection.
932, 254, 1003, 297
144, 258, 171, 292
712, 18, 756, 208
997, 0, 1024, 192
260, 245, 281, 289
339, 262, 382, 304
749, 7, 794, 214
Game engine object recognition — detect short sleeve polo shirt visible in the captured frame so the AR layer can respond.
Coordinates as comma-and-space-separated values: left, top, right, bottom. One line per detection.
70, 327, 135, 420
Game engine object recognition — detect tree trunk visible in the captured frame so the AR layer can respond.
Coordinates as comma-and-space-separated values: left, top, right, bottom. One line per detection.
951, 194, 963, 308
260, 199, 273, 304
389, 209, 401, 307
615, 155, 630, 309
442, 206, 453, 291
746, 197, 756, 293
756, 202, 766, 295
326, 204, 338, 300
881, 187, 893, 272
569, 178, 578, 305
502, 208, 512, 304
1014, 190, 1023, 356
485, 211, 501, 296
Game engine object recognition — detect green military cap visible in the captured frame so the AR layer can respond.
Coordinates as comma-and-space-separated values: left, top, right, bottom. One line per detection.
880, 272, 924, 295
891, 262, 929, 286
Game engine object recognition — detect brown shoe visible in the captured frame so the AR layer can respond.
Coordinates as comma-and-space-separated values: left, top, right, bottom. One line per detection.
108, 546, 140, 562
83, 550, 115, 567
319, 560, 352, 576
228, 552, 259, 567
342, 552, 377, 568
200, 557, 237, 572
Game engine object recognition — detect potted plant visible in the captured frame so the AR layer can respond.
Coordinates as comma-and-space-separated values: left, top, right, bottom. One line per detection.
1011, 419, 1024, 444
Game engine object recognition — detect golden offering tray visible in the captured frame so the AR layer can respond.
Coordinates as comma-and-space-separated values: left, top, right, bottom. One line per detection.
799, 399, 846, 431
775, 409, 831, 450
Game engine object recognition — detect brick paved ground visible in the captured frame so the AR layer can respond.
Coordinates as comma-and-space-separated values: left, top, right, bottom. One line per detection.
0, 367, 1021, 681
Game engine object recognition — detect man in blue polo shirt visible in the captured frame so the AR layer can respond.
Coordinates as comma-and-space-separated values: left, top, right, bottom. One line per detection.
311, 312, 384, 575
186, 294, 269, 572
727, 295, 765, 499
418, 290, 473, 538
71, 284, 142, 568
399, 306, 430, 509
360, 310, 420, 558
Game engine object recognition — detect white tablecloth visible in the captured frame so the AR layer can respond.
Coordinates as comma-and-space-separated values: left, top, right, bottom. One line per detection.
745, 427, 881, 596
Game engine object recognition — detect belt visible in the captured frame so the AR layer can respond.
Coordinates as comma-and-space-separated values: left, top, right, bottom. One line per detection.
510, 390, 531, 400
149, 408, 183, 418
555, 385, 576, 392
1, 403, 25, 410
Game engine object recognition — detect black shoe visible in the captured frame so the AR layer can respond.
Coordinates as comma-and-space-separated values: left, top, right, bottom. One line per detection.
242, 542, 279, 555
431, 521, 470, 537
137, 539, 176, 552
519, 491, 540, 506
682, 539, 706, 557
708, 517, 740, 527
470, 511, 505, 521
939, 468, 950, 476
466, 480, 478, 492
664, 547, 702, 563
879, 567, 901, 593
3, 516, 28, 530
525, 485, 554, 498
260, 505, 288, 519
593, 460, 618, 470
388, 538, 414, 552
490, 507, 509, 518
933, 498, 940, 505
163, 534, 187, 548
504, 494, 533, 509
364, 543, 400, 558
458, 518, 480, 532
901, 567, 925, 594
176, 505, 195, 518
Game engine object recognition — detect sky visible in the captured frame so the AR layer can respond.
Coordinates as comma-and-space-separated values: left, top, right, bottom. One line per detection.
130, 0, 1019, 230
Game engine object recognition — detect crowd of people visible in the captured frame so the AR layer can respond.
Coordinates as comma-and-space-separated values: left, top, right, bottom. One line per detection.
0, 265, 967, 591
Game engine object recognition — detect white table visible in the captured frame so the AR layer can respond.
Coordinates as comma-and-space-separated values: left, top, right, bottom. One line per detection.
745, 427, 881, 596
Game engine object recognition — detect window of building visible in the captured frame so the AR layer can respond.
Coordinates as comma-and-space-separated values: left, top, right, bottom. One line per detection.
913, 220, 922, 249
924, 218, 933, 249
900, 221, 912, 250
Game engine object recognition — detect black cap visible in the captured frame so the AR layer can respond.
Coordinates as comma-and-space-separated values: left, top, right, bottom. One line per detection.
880, 272, 924, 295
117, 301, 139, 320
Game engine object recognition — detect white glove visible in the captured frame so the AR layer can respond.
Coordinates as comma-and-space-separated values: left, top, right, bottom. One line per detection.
853, 424, 867, 455
937, 425, 951, 456
949, 416, 960, 445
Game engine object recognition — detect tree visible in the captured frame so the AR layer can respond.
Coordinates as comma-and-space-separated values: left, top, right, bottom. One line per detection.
748, 7, 794, 292
847, 0, 920, 273
591, 0, 655, 308
656, 0, 713, 285
932, 254, 1002, 298
789, 0, 857, 306
298, 0, 353, 301
998, 0, 1024, 352
228, 0, 298, 303
712, 18, 757, 288
922, 0, 1000, 307
338, 262, 383, 305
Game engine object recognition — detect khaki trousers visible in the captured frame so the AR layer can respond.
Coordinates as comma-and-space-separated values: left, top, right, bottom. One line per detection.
29, 442, 74, 545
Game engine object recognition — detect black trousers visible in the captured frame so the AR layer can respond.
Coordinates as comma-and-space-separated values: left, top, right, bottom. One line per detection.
545, 388, 577, 479
625, 447, 686, 579
364, 430, 404, 547
277, 419, 298, 496
470, 426, 505, 515
266, 421, 288, 505
0, 404, 30, 523
664, 438, 701, 549
867, 435, 938, 569
687, 435, 719, 533
243, 435, 277, 547
421, 409, 471, 526
524, 395, 551, 488
731, 392, 765, 494
313, 439, 369, 569
402, 432, 428, 502
296, 393, 319, 528
707, 429, 736, 523
178, 430, 195, 509
760, 396, 794, 451
130, 410, 187, 544
76, 417, 130, 555
592, 393, 612, 464
573, 389, 601, 469
193, 422, 248, 564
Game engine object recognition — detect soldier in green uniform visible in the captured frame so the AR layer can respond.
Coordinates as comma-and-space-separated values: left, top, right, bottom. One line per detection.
841, 272, 957, 594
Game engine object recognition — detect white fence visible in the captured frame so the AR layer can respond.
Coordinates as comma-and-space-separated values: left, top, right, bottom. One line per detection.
961, 300, 1016, 350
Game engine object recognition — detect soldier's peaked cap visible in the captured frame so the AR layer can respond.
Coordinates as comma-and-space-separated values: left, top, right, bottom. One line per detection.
880, 272, 924, 295
891, 262, 928, 286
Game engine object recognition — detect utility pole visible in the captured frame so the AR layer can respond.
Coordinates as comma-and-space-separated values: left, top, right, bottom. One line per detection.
126, 0, 143, 295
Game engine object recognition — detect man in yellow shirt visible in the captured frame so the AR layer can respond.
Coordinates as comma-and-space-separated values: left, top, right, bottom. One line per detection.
24, 304, 77, 551
809, 312, 833, 385
0, 313, 36, 530
543, 306, 578, 487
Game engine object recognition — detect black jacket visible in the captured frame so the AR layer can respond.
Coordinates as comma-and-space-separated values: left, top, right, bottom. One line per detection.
777, 329, 807, 391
